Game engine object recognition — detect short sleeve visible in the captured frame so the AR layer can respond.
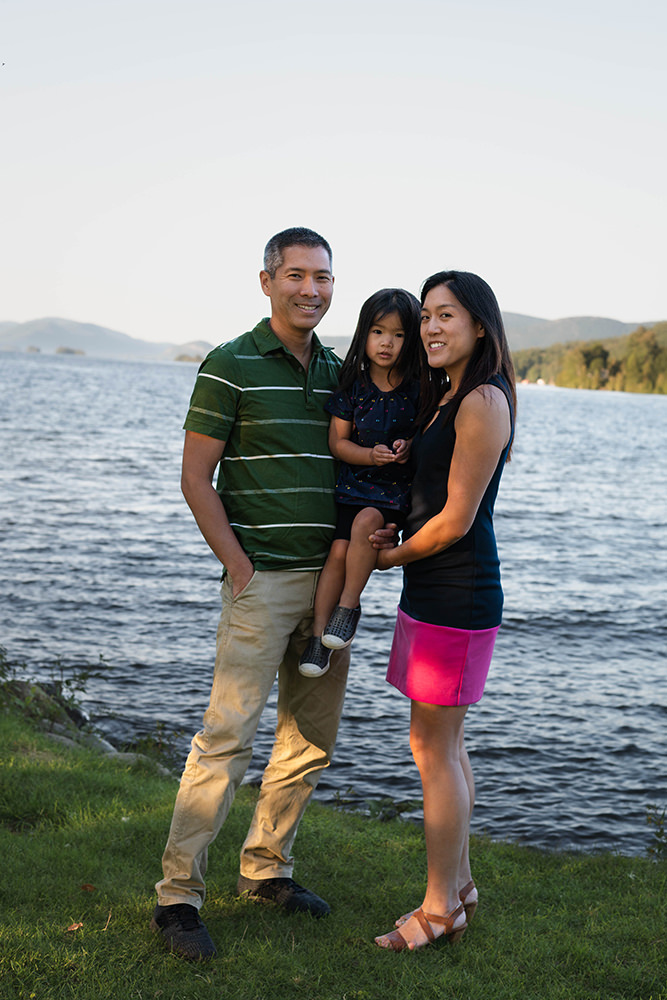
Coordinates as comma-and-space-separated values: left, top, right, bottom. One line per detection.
324, 383, 355, 421
183, 348, 242, 441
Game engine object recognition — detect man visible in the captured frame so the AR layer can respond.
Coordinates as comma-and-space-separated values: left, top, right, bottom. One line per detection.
151, 228, 350, 962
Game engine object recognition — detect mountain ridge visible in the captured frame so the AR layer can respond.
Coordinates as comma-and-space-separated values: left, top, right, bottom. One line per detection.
0, 317, 213, 362
0, 313, 653, 361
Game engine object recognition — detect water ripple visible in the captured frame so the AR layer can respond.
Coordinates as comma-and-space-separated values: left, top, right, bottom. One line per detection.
1, 357, 666, 855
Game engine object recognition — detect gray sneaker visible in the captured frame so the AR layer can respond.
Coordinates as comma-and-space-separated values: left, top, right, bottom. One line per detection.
321, 605, 361, 649
299, 636, 332, 677
150, 903, 217, 961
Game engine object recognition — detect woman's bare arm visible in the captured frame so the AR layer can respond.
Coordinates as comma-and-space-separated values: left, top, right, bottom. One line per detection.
373, 386, 511, 569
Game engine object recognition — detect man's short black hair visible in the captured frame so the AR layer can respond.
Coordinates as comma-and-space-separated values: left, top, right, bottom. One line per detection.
263, 227, 332, 278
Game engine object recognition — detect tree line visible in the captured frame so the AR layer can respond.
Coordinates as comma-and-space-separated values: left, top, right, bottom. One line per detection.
512, 321, 667, 394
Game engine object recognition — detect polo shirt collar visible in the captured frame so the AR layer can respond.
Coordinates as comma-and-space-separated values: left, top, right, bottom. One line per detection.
251, 318, 325, 358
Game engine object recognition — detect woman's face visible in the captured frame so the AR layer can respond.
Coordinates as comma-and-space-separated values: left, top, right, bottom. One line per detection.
420, 284, 484, 383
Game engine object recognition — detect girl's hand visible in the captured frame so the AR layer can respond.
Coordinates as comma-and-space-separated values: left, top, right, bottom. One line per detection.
370, 444, 397, 466
392, 438, 411, 463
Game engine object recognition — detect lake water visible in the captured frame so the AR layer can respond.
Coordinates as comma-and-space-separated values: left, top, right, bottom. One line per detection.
1, 351, 666, 856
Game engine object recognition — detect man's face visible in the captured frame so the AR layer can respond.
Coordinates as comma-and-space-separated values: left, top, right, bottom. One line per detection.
260, 245, 334, 337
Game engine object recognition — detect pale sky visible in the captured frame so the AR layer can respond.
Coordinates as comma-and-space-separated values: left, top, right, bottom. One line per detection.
2, 0, 665, 344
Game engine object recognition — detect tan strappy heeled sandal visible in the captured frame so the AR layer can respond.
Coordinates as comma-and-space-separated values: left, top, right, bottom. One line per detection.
458, 879, 478, 922
394, 880, 478, 928
376, 903, 467, 952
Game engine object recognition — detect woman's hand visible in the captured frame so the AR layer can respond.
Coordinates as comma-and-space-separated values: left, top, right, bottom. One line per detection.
369, 524, 399, 569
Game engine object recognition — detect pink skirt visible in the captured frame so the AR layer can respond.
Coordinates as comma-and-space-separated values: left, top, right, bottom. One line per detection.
386, 606, 499, 706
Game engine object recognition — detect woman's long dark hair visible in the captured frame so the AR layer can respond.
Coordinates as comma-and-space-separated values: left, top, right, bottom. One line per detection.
338, 288, 422, 393
417, 271, 516, 457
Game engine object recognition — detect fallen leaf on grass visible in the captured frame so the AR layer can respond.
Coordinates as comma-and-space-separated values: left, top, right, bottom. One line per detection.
80, 884, 96, 892
65, 922, 83, 933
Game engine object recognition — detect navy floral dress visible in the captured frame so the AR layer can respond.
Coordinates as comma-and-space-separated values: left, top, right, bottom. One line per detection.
325, 377, 420, 513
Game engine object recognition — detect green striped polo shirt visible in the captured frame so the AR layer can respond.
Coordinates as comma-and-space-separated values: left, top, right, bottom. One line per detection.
183, 318, 342, 571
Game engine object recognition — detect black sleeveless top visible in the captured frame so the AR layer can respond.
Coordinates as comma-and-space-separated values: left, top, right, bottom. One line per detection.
399, 375, 514, 630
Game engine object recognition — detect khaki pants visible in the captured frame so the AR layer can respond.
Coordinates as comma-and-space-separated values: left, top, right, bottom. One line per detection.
156, 570, 350, 908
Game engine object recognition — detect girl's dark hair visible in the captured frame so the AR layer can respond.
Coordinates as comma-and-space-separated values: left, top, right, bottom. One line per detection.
418, 271, 516, 457
338, 288, 422, 393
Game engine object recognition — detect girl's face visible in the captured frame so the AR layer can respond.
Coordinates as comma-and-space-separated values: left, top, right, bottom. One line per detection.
365, 311, 405, 373
420, 285, 484, 384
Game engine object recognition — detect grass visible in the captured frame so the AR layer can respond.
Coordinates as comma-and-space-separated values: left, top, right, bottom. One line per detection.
1, 709, 666, 1000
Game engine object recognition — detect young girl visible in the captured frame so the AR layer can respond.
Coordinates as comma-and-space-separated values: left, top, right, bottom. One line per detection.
299, 288, 422, 678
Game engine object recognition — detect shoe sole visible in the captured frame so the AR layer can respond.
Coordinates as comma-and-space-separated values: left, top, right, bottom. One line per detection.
321, 634, 354, 650
298, 662, 330, 678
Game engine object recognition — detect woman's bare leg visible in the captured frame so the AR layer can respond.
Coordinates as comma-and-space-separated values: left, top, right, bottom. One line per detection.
376, 701, 470, 949
413, 702, 470, 914
458, 725, 475, 889
338, 507, 385, 608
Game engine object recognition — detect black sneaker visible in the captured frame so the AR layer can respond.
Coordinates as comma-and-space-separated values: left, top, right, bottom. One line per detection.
299, 636, 332, 678
150, 903, 217, 961
236, 875, 331, 917
321, 605, 361, 649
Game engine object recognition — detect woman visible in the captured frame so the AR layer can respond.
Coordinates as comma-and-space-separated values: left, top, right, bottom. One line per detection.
370, 270, 516, 952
